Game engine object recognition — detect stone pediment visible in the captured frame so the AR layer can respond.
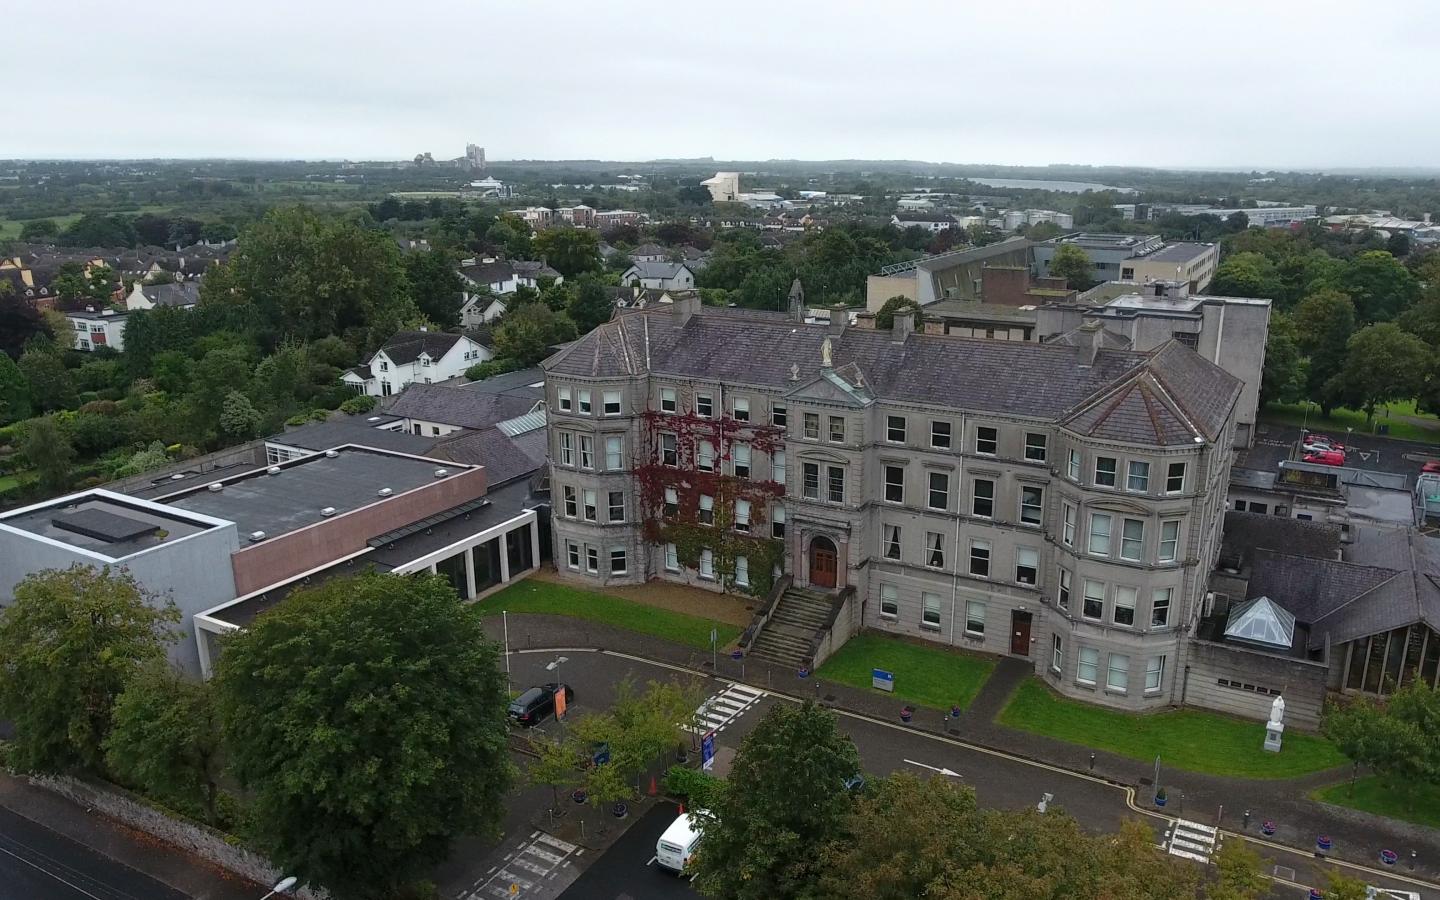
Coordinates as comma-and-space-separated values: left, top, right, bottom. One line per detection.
784, 370, 873, 408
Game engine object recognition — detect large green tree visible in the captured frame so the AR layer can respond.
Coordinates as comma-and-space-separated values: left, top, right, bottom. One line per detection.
692, 702, 860, 900
214, 573, 514, 900
104, 664, 225, 824
0, 566, 177, 773
1331, 323, 1429, 422
1291, 289, 1357, 414
0, 353, 32, 424
1048, 243, 1095, 290
1208, 838, 1270, 900
492, 304, 577, 367
404, 250, 464, 329
533, 228, 601, 278
1208, 251, 1282, 300
1339, 249, 1419, 322
1259, 312, 1305, 407
566, 273, 615, 332
18, 348, 77, 411
17, 416, 76, 493
875, 295, 922, 330
1322, 679, 1439, 809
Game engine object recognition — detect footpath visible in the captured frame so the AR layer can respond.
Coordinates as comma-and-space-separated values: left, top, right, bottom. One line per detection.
489, 611, 1440, 885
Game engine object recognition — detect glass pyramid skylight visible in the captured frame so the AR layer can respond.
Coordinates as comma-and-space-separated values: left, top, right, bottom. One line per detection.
1224, 596, 1296, 649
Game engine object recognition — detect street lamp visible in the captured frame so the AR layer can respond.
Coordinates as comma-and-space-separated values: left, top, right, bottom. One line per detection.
545, 655, 569, 680
260, 876, 298, 899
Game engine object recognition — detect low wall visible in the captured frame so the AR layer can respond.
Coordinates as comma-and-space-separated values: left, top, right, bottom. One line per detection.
102, 441, 266, 495
810, 587, 859, 669
1182, 639, 1328, 730
28, 774, 327, 899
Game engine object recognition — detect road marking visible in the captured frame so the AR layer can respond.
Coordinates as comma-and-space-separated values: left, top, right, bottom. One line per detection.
0, 843, 108, 900
903, 758, 961, 777
646, 855, 657, 867
534, 833, 577, 853
464, 831, 580, 900
685, 682, 766, 734
1165, 818, 1218, 863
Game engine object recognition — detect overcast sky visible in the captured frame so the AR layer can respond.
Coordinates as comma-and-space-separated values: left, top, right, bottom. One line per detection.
6, 0, 1438, 169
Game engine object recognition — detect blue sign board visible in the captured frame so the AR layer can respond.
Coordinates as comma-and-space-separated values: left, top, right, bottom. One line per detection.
701, 731, 717, 772
872, 668, 895, 692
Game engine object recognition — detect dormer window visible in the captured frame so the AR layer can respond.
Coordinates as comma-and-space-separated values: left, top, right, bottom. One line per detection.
379, 360, 389, 372
421, 356, 431, 367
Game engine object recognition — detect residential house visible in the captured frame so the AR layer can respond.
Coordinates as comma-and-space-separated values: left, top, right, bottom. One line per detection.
342, 329, 491, 397
891, 211, 959, 233
66, 308, 128, 351
125, 280, 201, 311
620, 261, 696, 292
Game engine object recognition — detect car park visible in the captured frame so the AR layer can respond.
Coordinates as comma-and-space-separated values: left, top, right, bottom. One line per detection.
508, 683, 574, 727
1303, 450, 1346, 467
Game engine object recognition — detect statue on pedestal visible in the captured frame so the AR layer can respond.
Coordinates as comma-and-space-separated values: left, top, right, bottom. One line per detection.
1263, 695, 1286, 753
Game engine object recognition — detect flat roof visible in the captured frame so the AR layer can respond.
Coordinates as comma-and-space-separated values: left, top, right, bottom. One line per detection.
1107, 293, 1205, 312
157, 447, 468, 541
268, 418, 440, 454
462, 367, 547, 400
922, 299, 1038, 323
1144, 242, 1216, 263
1, 493, 220, 559
1049, 233, 1161, 251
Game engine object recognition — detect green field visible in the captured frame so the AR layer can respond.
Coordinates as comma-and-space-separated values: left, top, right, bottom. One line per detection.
0, 213, 84, 241
999, 679, 1347, 779
817, 632, 995, 712
1262, 399, 1440, 443
475, 580, 741, 650
1312, 776, 1440, 829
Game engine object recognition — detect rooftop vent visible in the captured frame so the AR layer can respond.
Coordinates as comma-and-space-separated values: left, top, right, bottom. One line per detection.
377, 487, 393, 497
267, 467, 282, 476
248, 530, 267, 542
366, 416, 382, 422
320, 507, 337, 517
433, 468, 449, 478
324, 449, 340, 458
207, 482, 224, 493
170, 473, 186, 481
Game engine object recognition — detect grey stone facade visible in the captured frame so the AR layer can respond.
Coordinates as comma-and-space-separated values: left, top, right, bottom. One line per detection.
544, 301, 1242, 711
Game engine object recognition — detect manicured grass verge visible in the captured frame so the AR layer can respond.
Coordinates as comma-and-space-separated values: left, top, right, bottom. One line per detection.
475, 580, 740, 650
1263, 400, 1440, 443
1312, 776, 1440, 830
817, 632, 994, 712
998, 678, 1346, 779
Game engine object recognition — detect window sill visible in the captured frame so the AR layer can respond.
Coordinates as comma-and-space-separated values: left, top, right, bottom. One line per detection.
879, 612, 898, 621
964, 631, 985, 641
921, 622, 942, 631
1074, 681, 1097, 691
1105, 689, 1129, 697
1144, 688, 1162, 697
664, 567, 680, 574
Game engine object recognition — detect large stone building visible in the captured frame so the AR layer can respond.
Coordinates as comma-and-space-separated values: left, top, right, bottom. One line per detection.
543, 297, 1242, 712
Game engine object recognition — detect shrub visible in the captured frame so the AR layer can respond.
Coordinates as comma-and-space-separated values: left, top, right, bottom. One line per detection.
339, 394, 378, 415
465, 358, 521, 382
664, 765, 723, 808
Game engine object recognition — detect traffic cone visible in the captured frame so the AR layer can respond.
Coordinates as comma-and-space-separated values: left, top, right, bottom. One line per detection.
678, 802, 685, 814
648, 775, 658, 796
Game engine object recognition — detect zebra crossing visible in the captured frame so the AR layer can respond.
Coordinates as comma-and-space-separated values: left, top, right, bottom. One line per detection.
1164, 818, 1219, 864
460, 831, 581, 899
685, 683, 765, 734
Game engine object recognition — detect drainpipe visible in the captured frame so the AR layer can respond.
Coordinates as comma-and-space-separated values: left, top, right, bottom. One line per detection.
949, 413, 967, 646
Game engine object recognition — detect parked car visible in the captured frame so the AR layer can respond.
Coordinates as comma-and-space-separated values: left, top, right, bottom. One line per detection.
1301, 439, 1343, 454
508, 683, 574, 727
1422, 460, 1440, 474
1303, 432, 1346, 451
1303, 450, 1346, 467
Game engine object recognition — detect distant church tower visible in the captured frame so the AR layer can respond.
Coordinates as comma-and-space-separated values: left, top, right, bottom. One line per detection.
788, 278, 805, 320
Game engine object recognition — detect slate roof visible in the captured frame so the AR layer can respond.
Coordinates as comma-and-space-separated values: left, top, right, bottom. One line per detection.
628, 243, 670, 259
1047, 324, 1131, 349
1219, 510, 1342, 570
388, 382, 537, 430
375, 330, 463, 366
544, 307, 1240, 444
513, 260, 561, 280
458, 260, 514, 286
139, 281, 201, 307
625, 261, 692, 281
434, 426, 548, 487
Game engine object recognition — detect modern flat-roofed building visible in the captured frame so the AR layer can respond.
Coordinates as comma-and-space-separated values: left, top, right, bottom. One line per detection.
865, 237, 1031, 310
1117, 242, 1220, 293
543, 296, 1242, 713
1031, 233, 1165, 285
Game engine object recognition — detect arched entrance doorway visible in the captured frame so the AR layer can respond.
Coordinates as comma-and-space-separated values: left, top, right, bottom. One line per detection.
809, 535, 838, 589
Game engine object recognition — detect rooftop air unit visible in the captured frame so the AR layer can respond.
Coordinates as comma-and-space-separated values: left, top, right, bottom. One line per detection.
434, 468, 449, 478
324, 450, 339, 458
320, 507, 337, 517
377, 487, 393, 497
267, 467, 282, 476
248, 531, 267, 542
207, 483, 224, 492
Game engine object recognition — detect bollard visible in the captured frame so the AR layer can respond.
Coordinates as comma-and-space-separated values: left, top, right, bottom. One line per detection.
1088, 752, 1096, 771
1243, 809, 1251, 829
1410, 850, 1417, 870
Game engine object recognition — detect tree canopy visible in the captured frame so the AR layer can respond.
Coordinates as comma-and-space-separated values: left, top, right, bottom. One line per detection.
1048, 243, 1094, 290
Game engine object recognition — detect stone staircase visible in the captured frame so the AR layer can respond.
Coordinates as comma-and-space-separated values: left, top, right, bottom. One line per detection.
747, 587, 836, 669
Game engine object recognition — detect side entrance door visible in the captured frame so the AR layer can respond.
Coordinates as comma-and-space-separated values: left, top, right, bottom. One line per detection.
1010, 610, 1032, 656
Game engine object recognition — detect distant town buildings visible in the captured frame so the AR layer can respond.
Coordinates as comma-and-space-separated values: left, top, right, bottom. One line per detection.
701, 172, 741, 202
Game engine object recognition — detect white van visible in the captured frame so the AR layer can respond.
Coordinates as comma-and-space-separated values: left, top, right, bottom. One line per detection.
655, 809, 708, 874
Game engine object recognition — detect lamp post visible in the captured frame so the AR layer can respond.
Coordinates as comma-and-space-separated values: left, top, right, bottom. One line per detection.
260, 876, 298, 899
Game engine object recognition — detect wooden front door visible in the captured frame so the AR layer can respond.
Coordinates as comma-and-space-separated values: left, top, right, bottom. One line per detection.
1010, 610, 1033, 656
809, 536, 837, 589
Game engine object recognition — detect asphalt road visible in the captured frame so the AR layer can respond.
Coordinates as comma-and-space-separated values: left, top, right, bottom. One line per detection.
0, 805, 189, 900
1242, 424, 1439, 481
555, 804, 696, 900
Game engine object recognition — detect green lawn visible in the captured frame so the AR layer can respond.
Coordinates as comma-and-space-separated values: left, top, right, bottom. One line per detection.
475, 580, 740, 650
1312, 776, 1440, 829
0, 471, 34, 491
817, 632, 995, 712
1263, 400, 1440, 443
998, 679, 1347, 779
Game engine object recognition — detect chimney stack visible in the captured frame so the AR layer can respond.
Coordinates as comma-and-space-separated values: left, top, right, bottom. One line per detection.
892, 310, 915, 342
673, 292, 702, 326
1078, 320, 1104, 366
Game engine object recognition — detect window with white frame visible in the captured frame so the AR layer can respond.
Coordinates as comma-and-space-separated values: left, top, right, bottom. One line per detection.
931, 420, 952, 449
1068, 449, 1081, 481
560, 432, 574, 466
1024, 432, 1047, 462
1062, 502, 1076, 546
585, 546, 599, 573
578, 391, 592, 415
563, 485, 577, 518
1166, 461, 1186, 494
1145, 655, 1165, 693
660, 387, 677, 413
965, 599, 986, 637
603, 391, 621, 415
660, 433, 677, 466
697, 440, 715, 471
733, 397, 749, 422
882, 524, 902, 560
928, 471, 949, 510
1077, 647, 1099, 685
1015, 547, 1038, 585
696, 393, 713, 418
1151, 587, 1172, 627
734, 499, 751, 532
610, 547, 628, 575
879, 583, 898, 618
884, 464, 905, 503
803, 412, 820, 439
827, 465, 845, 503
772, 450, 786, 485
829, 416, 845, 443
1094, 456, 1117, 487
579, 435, 594, 469
1113, 585, 1137, 626
1107, 653, 1129, 693
803, 462, 820, 500
583, 490, 597, 522
922, 593, 942, 629
663, 487, 678, 517
1088, 513, 1112, 556
1057, 568, 1071, 609
1082, 580, 1104, 620
699, 548, 714, 579
1020, 485, 1043, 526
1051, 634, 1063, 673
969, 540, 990, 577
733, 443, 750, 478
975, 426, 998, 455
566, 541, 580, 570
559, 387, 572, 411
608, 491, 624, 522
771, 506, 786, 539
972, 479, 994, 518
734, 555, 749, 586
772, 405, 787, 428
1159, 520, 1180, 563
698, 494, 714, 525
605, 436, 623, 470
664, 543, 679, 571
1127, 460, 1150, 493
887, 415, 906, 443
1118, 518, 1143, 561
925, 532, 945, 569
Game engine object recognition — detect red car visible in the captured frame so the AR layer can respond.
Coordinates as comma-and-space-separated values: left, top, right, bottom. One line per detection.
1422, 460, 1440, 474
1304, 450, 1346, 467
1303, 432, 1346, 451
